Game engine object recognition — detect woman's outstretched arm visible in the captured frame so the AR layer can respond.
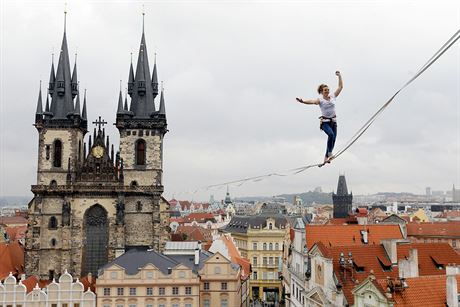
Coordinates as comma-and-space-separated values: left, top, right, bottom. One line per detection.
296, 97, 320, 105
334, 71, 343, 97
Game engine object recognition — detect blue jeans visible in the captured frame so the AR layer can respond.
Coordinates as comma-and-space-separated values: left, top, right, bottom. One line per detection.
321, 121, 337, 157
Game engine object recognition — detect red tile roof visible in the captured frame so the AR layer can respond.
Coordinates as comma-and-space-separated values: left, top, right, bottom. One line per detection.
376, 275, 460, 306
221, 235, 250, 280
0, 216, 28, 226
176, 226, 213, 243
0, 241, 25, 280
306, 224, 403, 249
407, 222, 460, 238
5, 226, 27, 241
319, 242, 460, 305
80, 274, 96, 292
21, 276, 50, 293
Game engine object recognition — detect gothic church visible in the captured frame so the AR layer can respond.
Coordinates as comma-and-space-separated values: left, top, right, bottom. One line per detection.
25, 15, 170, 279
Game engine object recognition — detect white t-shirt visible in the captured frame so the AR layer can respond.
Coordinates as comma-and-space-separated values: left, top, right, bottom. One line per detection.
318, 93, 337, 119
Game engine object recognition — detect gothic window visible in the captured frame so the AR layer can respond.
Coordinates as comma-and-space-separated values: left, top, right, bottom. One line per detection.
48, 216, 58, 229
136, 201, 142, 212
53, 140, 62, 168
135, 139, 146, 165
50, 180, 57, 188
46, 145, 50, 160
83, 205, 108, 276
50, 238, 57, 247
130, 181, 138, 188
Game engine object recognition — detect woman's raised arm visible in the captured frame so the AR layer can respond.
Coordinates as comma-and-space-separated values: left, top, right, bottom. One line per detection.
334, 71, 343, 97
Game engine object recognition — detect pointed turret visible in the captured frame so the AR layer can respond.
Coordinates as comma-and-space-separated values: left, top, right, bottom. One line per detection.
45, 94, 50, 113
128, 26, 156, 118
152, 55, 159, 97
49, 15, 75, 119
159, 85, 166, 117
117, 86, 124, 115
71, 54, 78, 98
74, 86, 81, 116
127, 55, 135, 97
48, 56, 55, 96
35, 81, 43, 122
124, 92, 129, 111
82, 89, 87, 121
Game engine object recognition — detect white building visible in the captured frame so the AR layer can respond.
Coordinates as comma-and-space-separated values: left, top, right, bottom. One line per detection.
0, 270, 95, 307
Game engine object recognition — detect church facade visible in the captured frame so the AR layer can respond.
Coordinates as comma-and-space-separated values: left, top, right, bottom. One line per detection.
25, 16, 170, 280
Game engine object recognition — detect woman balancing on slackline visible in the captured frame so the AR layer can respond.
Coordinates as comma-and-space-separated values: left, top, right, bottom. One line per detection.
296, 71, 343, 164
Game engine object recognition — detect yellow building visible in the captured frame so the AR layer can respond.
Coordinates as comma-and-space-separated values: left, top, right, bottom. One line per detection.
223, 215, 289, 304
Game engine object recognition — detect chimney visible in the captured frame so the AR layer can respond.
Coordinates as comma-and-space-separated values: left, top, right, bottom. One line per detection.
408, 249, 419, 278
194, 248, 200, 266
361, 230, 368, 244
167, 267, 172, 274
446, 265, 459, 307
399, 248, 419, 279
382, 239, 398, 265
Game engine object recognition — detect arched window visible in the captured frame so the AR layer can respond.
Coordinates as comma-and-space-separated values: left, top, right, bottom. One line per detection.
50, 238, 57, 247
263, 243, 267, 250
49, 216, 58, 229
135, 139, 146, 165
275, 243, 279, 250
136, 201, 143, 212
269, 223, 273, 230
130, 181, 138, 188
269, 243, 273, 250
53, 140, 62, 167
50, 180, 57, 188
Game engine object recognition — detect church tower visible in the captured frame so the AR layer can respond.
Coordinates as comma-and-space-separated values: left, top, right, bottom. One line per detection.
332, 175, 353, 218
26, 13, 169, 280
115, 16, 168, 254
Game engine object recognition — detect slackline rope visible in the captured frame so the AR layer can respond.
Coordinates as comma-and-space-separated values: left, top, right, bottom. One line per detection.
179, 29, 460, 196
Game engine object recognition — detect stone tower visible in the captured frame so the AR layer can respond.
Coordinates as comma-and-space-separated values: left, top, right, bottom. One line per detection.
332, 175, 353, 218
26, 15, 169, 280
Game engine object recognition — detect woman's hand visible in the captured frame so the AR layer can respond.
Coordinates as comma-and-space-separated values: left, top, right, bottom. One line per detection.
296, 97, 303, 103
335, 71, 341, 76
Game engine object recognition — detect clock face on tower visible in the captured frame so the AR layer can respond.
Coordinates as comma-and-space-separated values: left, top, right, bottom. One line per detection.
91, 145, 104, 158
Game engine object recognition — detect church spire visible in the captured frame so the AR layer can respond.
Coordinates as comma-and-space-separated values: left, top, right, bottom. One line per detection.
127, 54, 134, 97
82, 89, 87, 121
152, 53, 159, 98
49, 11, 75, 119
35, 81, 43, 122
128, 13, 156, 118
159, 82, 166, 117
117, 81, 124, 114
124, 90, 129, 111
74, 82, 81, 116
48, 54, 55, 96
45, 93, 50, 113
71, 53, 78, 98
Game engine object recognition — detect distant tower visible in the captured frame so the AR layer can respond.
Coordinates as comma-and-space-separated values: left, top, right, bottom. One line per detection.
332, 175, 353, 218
426, 187, 432, 197
224, 186, 232, 206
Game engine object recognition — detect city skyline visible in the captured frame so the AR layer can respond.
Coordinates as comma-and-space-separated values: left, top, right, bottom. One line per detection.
1, 1, 459, 201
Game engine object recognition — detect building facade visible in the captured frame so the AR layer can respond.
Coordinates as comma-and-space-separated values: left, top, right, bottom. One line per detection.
0, 271, 95, 307
96, 247, 242, 307
25, 15, 170, 280
224, 215, 289, 304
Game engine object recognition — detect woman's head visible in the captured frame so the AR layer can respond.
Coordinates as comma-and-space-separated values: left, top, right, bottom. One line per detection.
317, 84, 329, 95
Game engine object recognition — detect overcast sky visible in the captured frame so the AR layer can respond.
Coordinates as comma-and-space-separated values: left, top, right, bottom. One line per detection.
1, 0, 459, 201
